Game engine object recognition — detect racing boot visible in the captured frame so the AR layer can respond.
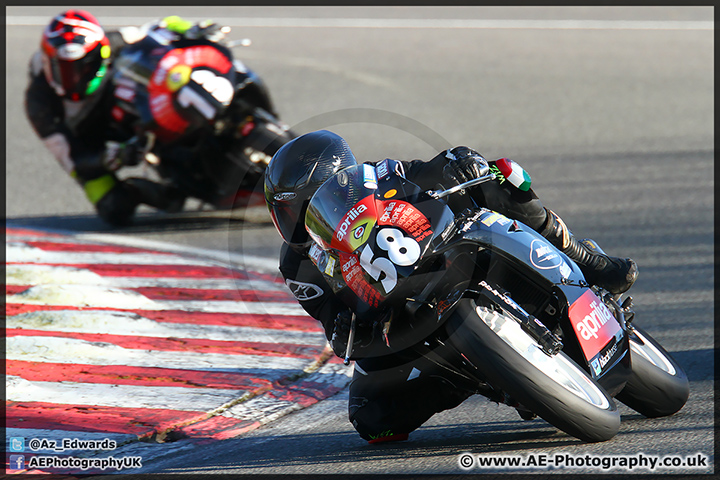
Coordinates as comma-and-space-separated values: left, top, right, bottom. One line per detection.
539, 209, 638, 294
124, 178, 186, 213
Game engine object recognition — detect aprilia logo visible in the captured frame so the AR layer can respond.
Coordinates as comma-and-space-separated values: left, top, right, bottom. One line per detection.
336, 204, 368, 241
575, 300, 615, 341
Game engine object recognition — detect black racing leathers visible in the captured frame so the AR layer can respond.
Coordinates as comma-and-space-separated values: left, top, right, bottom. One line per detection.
277, 152, 549, 442
24, 31, 151, 225
25, 31, 131, 180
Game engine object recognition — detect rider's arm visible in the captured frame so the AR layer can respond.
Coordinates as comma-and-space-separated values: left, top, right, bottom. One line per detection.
25, 78, 113, 183
369, 151, 452, 192
402, 154, 449, 188
24, 53, 93, 179
399, 147, 493, 191
279, 242, 349, 341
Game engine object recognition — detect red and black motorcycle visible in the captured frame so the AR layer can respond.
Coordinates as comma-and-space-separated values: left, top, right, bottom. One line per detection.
304, 161, 689, 442
111, 22, 295, 210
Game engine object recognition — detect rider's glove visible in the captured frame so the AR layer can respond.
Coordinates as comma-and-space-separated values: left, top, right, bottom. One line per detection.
442, 146, 490, 186
329, 309, 374, 358
185, 20, 225, 42
101, 135, 150, 172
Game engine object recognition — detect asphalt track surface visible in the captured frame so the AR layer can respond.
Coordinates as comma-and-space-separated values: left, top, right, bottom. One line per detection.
5, 6, 714, 477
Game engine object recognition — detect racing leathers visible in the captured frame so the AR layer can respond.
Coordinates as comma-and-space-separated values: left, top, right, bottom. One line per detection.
278, 150, 551, 443
25, 18, 279, 226
24, 25, 184, 226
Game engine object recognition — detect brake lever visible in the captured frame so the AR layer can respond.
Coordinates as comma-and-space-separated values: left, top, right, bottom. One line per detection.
428, 172, 496, 199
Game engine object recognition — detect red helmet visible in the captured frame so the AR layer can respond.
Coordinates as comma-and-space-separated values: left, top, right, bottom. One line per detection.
41, 10, 111, 100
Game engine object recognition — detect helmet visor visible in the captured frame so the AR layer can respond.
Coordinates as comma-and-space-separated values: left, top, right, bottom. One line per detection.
45, 40, 108, 98
266, 188, 311, 246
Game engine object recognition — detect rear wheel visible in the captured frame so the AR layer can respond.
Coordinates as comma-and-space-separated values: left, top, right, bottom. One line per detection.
615, 326, 689, 417
446, 298, 620, 442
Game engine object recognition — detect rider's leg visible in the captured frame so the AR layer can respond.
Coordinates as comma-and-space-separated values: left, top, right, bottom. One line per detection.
475, 170, 638, 294
86, 175, 137, 226
348, 353, 471, 443
538, 208, 638, 294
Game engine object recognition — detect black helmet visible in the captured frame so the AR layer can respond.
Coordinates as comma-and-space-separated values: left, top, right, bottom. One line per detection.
264, 130, 358, 247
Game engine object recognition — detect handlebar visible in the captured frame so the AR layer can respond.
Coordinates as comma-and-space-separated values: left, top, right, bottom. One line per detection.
427, 172, 496, 199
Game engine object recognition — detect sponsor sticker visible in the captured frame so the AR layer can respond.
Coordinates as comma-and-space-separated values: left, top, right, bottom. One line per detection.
324, 255, 336, 276
378, 200, 433, 242
332, 195, 377, 253
363, 164, 378, 189
529, 239, 564, 270
569, 290, 622, 362
481, 211, 511, 227
273, 192, 297, 202
376, 159, 390, 179
166, 64, 192, 92
383, 189, 397, 199
339, 251, 384, 307
309, 243, 324, 264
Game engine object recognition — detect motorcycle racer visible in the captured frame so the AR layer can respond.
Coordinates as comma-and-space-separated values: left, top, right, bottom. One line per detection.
264, 129, 639, 443
25, 11, 278, 225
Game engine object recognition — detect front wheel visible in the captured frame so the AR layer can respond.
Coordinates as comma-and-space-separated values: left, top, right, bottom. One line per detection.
446, 299, 620, 443
227, 115, 295, 209
615, 326, 689, 417
239, 110, 295, 170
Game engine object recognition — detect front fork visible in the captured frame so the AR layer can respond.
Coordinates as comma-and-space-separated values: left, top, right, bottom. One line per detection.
580, 239, 636, 331
603, 291, 636, 332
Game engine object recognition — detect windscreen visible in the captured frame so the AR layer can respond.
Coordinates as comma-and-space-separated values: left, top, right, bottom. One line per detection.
305, 164, 380, 253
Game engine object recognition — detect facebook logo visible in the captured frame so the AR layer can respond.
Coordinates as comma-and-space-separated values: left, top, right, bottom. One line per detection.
10, 437, 25, 452
9, 455, 25, 470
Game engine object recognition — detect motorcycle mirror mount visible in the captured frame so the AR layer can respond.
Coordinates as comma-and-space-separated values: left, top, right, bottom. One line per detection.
343, 313, 357, 365
428, 172, 496, 199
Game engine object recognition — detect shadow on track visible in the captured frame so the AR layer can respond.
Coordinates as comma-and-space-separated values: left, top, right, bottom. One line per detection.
6, 207, 273, 235
144, 421, 583, 475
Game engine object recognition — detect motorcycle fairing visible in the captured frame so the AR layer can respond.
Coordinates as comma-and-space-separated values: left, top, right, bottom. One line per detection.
449, 209, 583, 287
437, 212, 630, 388
557, 284, 631, 391
112, 34, 236, 142
568, 289, 623, 365
147, 45, 234, 141
305, 163, 455, 309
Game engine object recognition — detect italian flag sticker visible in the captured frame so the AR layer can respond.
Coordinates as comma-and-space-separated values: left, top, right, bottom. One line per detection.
496, 158, 532, 191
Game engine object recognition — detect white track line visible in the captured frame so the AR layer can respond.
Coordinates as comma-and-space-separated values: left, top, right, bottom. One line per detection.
7, 336, 313, 374
7, 375, 242, 411
6, 264, 285, 290
8, 284, 305, 315
8, 310, 325, 344
6, 16, 714, 30
7, 243, 217, 266
75, 232, 282, 274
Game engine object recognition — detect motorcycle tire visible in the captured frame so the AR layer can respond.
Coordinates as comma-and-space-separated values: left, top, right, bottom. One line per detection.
446, 298, 620, 443
240, 115, 295, 170
614, 326, 689, 418
227, 117, 295, 209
